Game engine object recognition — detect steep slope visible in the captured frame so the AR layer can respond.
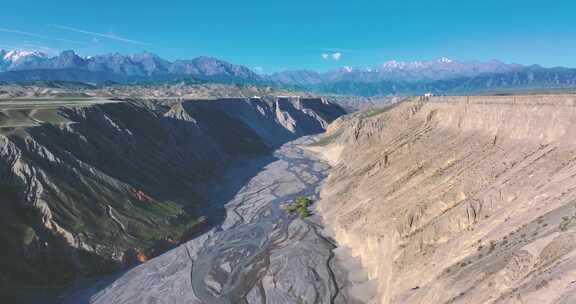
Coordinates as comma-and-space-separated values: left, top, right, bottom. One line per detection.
316, 95, 576, 303
0, 97, 344, 292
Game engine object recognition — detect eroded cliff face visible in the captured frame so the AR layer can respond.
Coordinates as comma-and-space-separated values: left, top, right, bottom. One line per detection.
317, 95, 576, 304
0, 97, 344, 289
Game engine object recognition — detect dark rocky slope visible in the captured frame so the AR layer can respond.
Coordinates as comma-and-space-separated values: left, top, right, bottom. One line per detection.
0, 97, 345, 292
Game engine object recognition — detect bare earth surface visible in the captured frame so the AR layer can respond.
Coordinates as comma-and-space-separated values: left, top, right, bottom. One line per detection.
63, 137, 355, 304
317, 95, 576, 303
0, 97, 119, 128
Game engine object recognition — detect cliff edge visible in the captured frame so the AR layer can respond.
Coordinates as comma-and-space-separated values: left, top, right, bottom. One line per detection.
317, 95, 576, 303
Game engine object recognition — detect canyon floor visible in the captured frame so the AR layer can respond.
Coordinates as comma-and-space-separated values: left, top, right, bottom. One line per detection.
62, 137, 361, 304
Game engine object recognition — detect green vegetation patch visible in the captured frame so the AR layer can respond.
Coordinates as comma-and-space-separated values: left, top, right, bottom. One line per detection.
308, 128, 344, 147
0, 184, 77, 289
0, 185, 37, 249
283, 196, 313, 218
30, 109, 70, 125
132, 200, 202, 241
0, 109, 38, 128
0, 108, 70, 129
309, 133, 338, 147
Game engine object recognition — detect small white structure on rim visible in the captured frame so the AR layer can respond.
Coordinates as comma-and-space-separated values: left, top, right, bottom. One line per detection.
420, 92, 434, 101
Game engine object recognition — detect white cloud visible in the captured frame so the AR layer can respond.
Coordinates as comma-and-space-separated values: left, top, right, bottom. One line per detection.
0, 42, 59, 55
53, 25, 148, 46
321, 52, 342, 61
0, 27, 82, 44
0, 28, 45, 39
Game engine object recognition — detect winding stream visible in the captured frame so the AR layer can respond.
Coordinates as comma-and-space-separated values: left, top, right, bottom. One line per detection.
65, 137, 352, 304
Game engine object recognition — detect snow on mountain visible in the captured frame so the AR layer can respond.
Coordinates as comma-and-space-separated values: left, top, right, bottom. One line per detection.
0, 49, 521, 86
438, 57, 453, 63
269, 57, 524, 88
0, 49, 263, 82
2, 50, 47, 62
0, 50, 49, 71
377, 57, 505, 74
380, 59, 425, 70
345, 57, 519, 82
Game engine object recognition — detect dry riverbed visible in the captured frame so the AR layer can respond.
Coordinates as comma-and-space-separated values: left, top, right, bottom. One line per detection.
63, 137, 361, 304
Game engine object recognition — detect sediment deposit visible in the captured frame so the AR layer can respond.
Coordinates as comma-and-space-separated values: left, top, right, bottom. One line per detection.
64, 138, 355, 304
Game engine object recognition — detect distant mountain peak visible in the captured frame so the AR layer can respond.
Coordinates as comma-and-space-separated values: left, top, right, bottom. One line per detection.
342, 66, 353, 73
268, 57, 525, 88
2, 50, 47, 62
129, 51, 163, 61
0, 49, 260, 82
380, 59, 425, 70
437, 57, 453, 63
381, 57, 455, 70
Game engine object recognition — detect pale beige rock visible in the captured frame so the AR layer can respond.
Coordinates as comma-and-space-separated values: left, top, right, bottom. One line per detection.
317, 95, 576, 303
304, 144, 343, 166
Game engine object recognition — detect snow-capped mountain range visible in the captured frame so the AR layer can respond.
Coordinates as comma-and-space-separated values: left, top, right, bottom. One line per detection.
1, 49, 576, 96
2, 50, 47, 62
268, 57, 524, 86
0, 50, 519, 83
0, 49, 260, 82
0, 50, 48, 70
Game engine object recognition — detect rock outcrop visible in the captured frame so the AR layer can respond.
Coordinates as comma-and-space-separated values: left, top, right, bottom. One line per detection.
316, 95, 576, 303
0, 97, 344, 290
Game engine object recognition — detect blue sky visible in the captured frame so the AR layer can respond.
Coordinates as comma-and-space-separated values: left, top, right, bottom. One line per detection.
1, 0, 575, 72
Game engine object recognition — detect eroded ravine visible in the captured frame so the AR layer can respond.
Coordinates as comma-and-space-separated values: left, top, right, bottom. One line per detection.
68, 137, 352, 304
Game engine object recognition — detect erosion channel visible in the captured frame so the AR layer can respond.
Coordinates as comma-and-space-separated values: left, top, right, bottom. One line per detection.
65, 137, 355, 304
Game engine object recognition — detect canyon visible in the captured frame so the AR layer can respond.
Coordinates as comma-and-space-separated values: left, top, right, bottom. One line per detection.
0, 95, 346, 302
3, 2, 576, 304
63, 137, 359, 304
4, 91, 576, 304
